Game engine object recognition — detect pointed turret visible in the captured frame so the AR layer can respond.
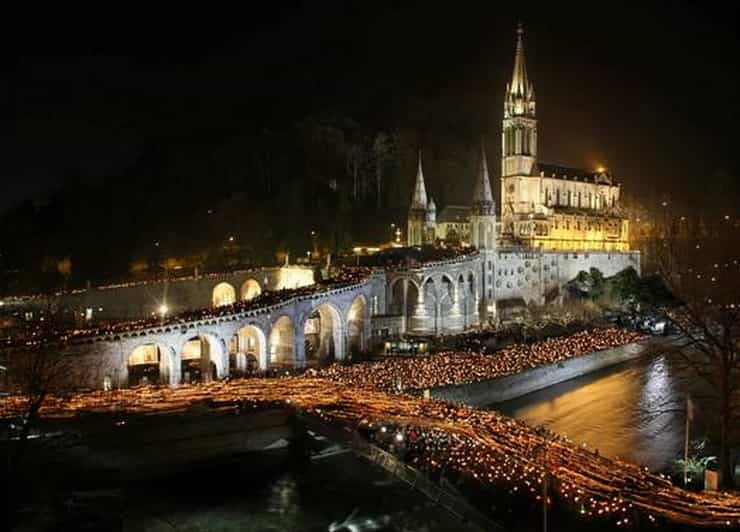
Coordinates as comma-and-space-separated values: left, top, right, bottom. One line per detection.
410, 150, 428, 209
407, 150, 436, 246
471, 140, 496, 251
473, 141, 494, 214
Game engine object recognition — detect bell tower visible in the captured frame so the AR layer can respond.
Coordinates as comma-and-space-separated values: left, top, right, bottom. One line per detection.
501, 23, 538, 226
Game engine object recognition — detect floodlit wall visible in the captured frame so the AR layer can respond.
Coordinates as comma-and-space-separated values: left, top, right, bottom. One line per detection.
8, 266, 315, 322
493, 248, 640, 304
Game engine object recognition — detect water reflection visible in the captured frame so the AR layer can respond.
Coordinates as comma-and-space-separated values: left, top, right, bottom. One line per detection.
267, 476, 300, 518
125, 451, 474, 531
495, 354, 694, 471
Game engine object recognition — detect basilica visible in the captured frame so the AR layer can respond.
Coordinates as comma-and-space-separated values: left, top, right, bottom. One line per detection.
408, 24, 630, 253
405, 24, 638, 320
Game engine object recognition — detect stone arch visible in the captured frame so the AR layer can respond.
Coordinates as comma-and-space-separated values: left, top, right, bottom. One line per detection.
179, 333, 227, 384
303, 302, 344, 365
458, 274, 468, 326
347, 294, 368, 357
240, 279, 262, 302
466, 271, 477, 322
269, 315, 295, 368
422, 277, 437, 331
127, 343, 178, 387
438, 275, 455, 330
389, 277, 420, 319
212, 282, 236, 307
467, 271, 476, 295
233, 324, 268, 373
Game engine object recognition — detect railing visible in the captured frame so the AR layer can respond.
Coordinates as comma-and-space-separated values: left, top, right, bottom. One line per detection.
352, 437, 507, 532
2, 279, 374, 352
385, 252, 480, 274
64, 279, 372, 344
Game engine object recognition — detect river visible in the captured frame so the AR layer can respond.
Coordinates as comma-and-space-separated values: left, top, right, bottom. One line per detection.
495, 352, 710, 472
119, 447, 482, 532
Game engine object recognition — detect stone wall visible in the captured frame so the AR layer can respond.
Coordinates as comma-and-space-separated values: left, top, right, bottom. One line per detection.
493, 248, 640, 304
13, 276, 381, 391
429, 340, 648, 407
5, 266, 315, 323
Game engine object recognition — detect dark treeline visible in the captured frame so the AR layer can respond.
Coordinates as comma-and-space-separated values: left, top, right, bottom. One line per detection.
0, 115, 486, 295
3, 3, 739, 295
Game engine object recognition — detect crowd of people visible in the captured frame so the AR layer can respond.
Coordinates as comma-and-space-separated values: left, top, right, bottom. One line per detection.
311, 328, 645, 393
3, 267, 373, 349
342, 246, 476, 270
2, 374, 738, 528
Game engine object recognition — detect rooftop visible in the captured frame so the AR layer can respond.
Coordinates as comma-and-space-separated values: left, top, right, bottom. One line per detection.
437, 205, 471, 223
537, 162, 616, 185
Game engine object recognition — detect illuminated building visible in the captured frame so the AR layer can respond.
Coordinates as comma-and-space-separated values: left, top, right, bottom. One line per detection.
402, 24, 638, 319
500, 24, 629, 251
408, 24, 630, 253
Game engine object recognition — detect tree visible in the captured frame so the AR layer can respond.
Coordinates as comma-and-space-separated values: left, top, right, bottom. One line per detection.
653, 214, 740, 488
3, 340, 88, 526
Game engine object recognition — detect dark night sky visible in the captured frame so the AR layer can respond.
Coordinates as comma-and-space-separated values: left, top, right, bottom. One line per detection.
3, 1, 740, 214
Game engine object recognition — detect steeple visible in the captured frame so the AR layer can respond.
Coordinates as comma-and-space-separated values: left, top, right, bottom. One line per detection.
501, 22, 537, 181
407, 150, 435, 246
472, 141, 494, 214
504, 23, 536, 119
510, 23, 528, 97
410, 150, 428, 209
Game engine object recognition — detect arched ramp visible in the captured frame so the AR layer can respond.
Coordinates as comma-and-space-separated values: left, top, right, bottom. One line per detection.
269, 316, 295, 369
127, 343, 179, 387
179, 333, 228, 384
347, 295, 368, 357
240, 279, 262, 302
303, 303, 344, 365
212, 282, 236, 307
232, 324, 268, 372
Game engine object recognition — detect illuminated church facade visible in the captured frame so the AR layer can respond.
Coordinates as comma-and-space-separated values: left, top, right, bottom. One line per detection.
406, 25, 638, 319
408, 24, 630, 253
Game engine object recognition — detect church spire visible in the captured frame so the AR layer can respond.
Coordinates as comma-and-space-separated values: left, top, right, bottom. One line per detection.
473, 141, 494, 211
510, 22, 528, 97
410, 150, 428, 209
505, 23, 536, 119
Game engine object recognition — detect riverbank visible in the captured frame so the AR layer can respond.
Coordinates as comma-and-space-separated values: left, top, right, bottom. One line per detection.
429, 339, 650, 406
